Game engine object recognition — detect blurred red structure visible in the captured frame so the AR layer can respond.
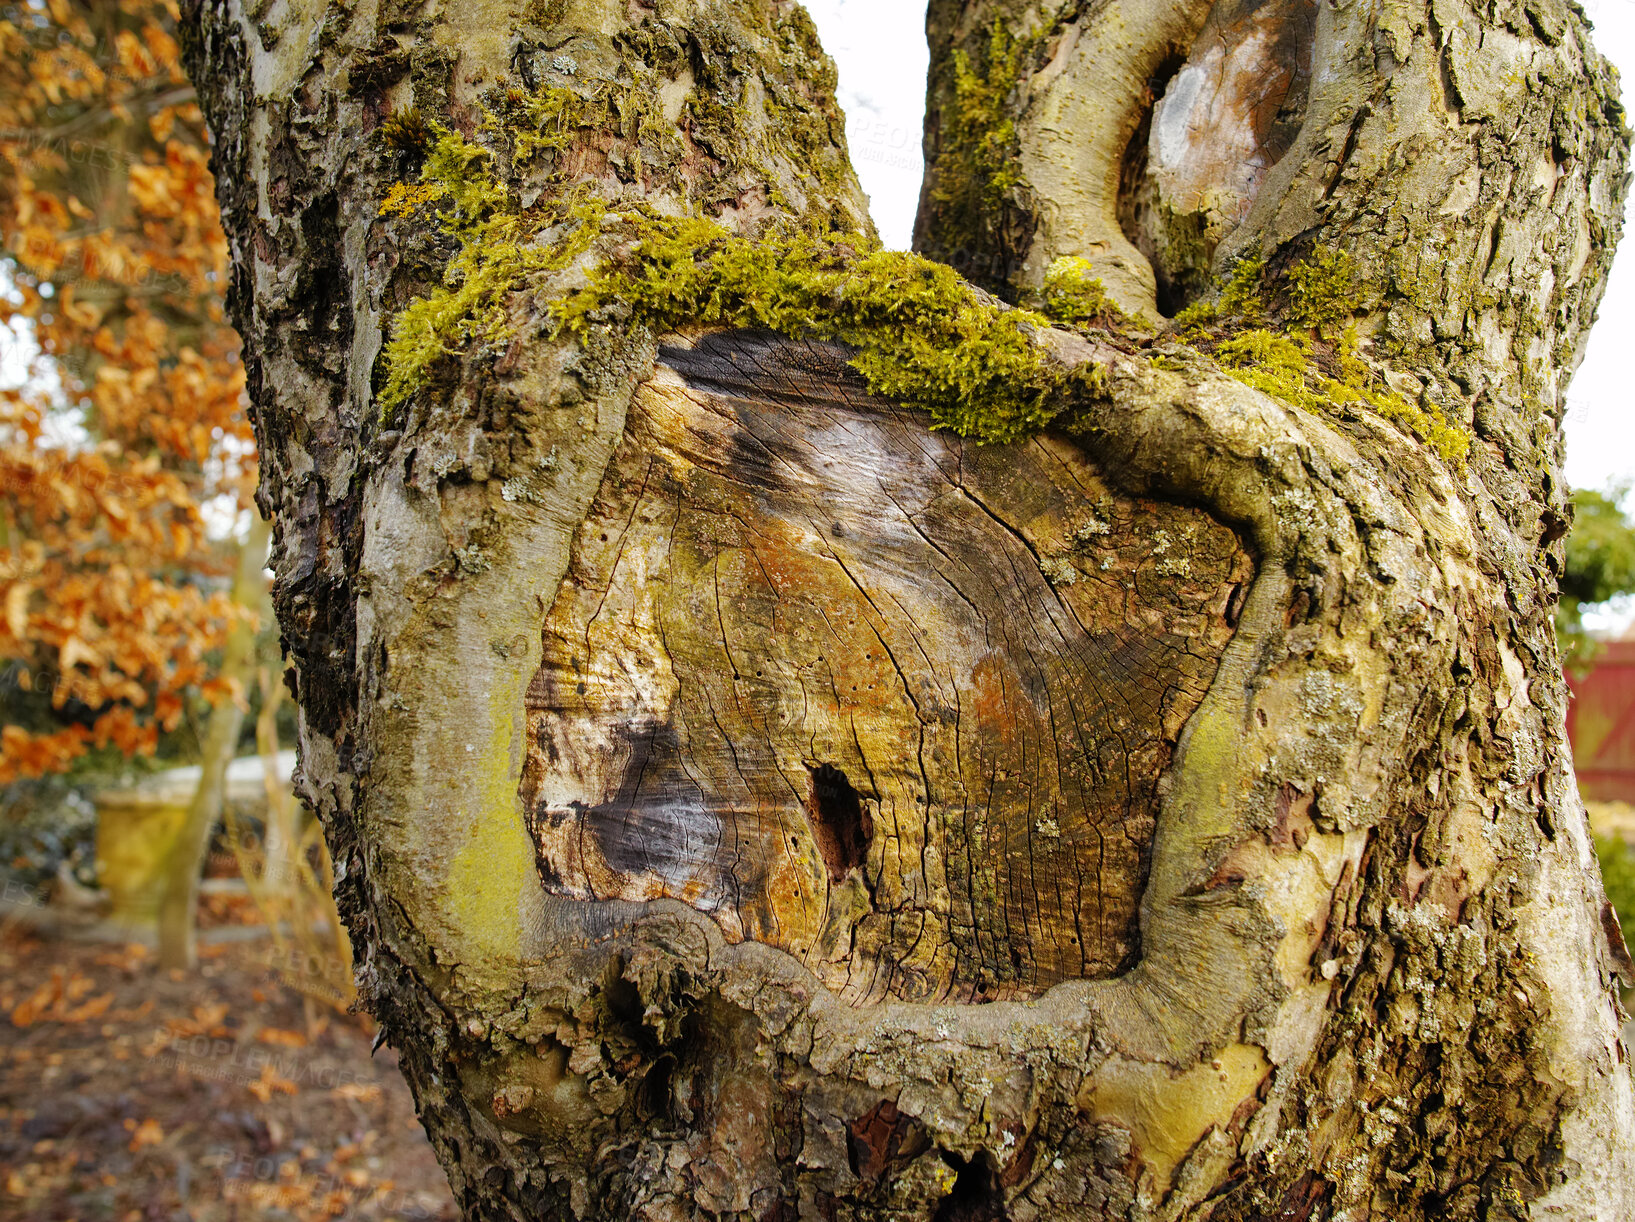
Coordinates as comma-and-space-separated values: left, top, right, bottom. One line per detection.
1569, 640, 1635, 802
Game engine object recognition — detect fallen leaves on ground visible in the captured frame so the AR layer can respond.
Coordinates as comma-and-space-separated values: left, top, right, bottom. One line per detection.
125, 1118, 163, 1151
0, 927, 457, 1222
162, 1000, 231, 1038
9, 968, 114, 1027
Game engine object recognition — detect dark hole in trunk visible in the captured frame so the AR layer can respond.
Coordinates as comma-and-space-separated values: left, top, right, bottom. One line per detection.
1117, 49, 1191, 317
932, 1152, 1008, 1222
636, 1055, 674, 1120
1118, 0, 1317, 317
806, 763, 871, 883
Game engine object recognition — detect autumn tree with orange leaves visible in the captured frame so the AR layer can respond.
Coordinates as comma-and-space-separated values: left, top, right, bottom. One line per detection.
0, 0, 255, 785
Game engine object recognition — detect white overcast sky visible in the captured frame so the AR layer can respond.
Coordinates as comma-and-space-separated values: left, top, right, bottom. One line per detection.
803, 0, 1635, 497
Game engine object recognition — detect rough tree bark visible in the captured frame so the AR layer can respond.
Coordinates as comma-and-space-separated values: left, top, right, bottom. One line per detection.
182, 0, 1632, 1218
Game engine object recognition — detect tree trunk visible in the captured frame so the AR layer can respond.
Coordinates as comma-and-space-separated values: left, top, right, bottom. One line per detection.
157, 512, 270, 969
180, 0, 1632, 1218
255, 627, 299, 906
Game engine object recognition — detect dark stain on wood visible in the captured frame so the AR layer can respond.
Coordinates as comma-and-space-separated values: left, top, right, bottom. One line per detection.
520, 331, 1254, 1004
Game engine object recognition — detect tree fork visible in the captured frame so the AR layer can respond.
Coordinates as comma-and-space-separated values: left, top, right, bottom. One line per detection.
182, 0, 1633, 1218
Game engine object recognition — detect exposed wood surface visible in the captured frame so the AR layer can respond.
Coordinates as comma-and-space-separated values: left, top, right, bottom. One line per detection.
522, 332, 1252, 1004
1119, 0, 1317, 308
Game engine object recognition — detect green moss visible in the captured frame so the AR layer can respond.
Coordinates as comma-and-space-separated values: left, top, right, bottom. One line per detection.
1284, 249, 1354, 337
1219, 257, 1266, 323
924, 19, 1034, 276
380, 234, 520, 410
1179, 255, 1469, 465
377, 122, 608, 414
483, 85, 586, 166
379, 100, 1460, 466
381, 201, 607, 413
1217, 328, 1308, 377
948, 22, 1027, 208
420, 129, 511, 239
552, 217, 1104, 444
1331, 375, 1471, 465
377, 103, 1100, 444
1216, 329, 1328, 414
1171, 297, 1218, 334
1035, 256, 1141, 331
378, 106, 437, 158
759, 77, 852, 201
1173, 258, 1265, 334
1211, 325, 1469, 465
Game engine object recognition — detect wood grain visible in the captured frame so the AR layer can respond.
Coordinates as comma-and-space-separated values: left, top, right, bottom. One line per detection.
521, 332, 1253, 1004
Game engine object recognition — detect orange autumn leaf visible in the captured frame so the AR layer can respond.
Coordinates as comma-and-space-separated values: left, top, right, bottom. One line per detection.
247, 1063, 298, 1102
9, 967, 112, 1026
0, 0, 256, 784
257, 1026, 309, 1048
9, 981, 56, 1028
162, 999, 231, 1040
62, 992, 114, 1023
126, 1117, 164, 1151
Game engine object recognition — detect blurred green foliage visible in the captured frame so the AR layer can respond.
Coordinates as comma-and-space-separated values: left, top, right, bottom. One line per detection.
1596, 834, 1635, 950
1559, 485, 1635, 670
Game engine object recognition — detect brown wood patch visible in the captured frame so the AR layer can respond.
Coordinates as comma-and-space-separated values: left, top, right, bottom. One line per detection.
520, 332, 1253, 1004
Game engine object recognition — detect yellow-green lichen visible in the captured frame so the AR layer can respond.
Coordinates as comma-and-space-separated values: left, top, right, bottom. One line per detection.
380, 181, 447, 218
440, 686, 545, 971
